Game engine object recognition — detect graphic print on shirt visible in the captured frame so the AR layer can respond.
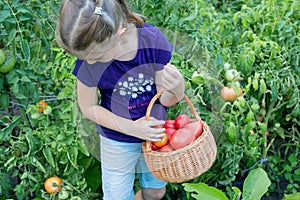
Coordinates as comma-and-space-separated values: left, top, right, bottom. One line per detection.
112, 69, 155, 110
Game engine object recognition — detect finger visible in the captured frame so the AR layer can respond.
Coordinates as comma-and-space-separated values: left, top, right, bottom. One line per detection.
153, 128, 165, 134
147, 133, 166, 142
150, 120, 165, 127
163, 67, 181, 82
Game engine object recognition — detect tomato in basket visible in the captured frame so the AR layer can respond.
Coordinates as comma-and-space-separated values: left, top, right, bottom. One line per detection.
153, 134, 168, 148
185, 120, 203, 140
170, 128, 194, 150
160, 145, 174, 152
174, 114, 190, 129
163, 120, 176, 129
165, 128, 176, 138
151, 142, 160, 151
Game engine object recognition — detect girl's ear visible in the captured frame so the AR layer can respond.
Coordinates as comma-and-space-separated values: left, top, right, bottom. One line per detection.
87, 59, 96, 64
116, 27, 127, 38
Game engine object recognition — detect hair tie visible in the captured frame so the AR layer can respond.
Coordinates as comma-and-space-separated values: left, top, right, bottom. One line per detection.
94, 6, 103, 16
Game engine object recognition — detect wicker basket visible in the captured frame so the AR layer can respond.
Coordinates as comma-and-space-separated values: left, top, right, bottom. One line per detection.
142, 90, 217, 183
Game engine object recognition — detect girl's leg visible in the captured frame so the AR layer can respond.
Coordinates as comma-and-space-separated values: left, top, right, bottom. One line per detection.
134, 187, 166, 200
100, 136, 141, 200
135, 151, 167, 200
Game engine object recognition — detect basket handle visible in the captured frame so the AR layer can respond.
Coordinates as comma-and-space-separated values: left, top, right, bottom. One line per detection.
145, 90, 201, 121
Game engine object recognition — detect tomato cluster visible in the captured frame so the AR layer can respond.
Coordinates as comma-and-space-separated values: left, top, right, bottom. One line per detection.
151, 114, 203, 152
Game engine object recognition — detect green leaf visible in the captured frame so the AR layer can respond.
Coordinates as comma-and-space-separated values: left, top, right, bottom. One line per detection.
0, 172, 11, 197
21, 39, 30, 62
246, 110, 254, 122
43, 146, 55, 168
84, 161, 101, 192
67, 146, 78, 169
183, 182, 228, 200
232, 186, 242, 200
243, 168, 271, 200
0, 116, 21, 141
0, 10, 11, 22
16, 6, 31, 14
283, 193, 300, 200
14, 183, 25, 200
32, 157, 46, 173
227, 122, 237, 143
259, 79, 267, 96
77, 139, 90, 157
8, 29, 17, 46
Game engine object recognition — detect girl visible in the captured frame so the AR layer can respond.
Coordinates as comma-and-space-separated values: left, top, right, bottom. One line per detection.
56, 0, 185, 199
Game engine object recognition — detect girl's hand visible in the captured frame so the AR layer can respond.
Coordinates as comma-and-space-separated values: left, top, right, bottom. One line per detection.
155, 63, 185, 106
125, 117, 166, 141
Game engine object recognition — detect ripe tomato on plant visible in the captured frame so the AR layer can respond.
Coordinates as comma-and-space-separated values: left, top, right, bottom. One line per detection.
220, 86, 243, 102
37, 100, 48, 113
44, 176, 62, 194
154, 134, 168, 148
175, 114, 190, 129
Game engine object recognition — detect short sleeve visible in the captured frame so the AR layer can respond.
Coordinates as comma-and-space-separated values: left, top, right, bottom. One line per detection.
72, 59, 107, 87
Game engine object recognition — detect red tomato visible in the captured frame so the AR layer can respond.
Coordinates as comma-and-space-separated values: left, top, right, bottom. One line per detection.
154, 134, 168, 148
184, 120, 203, 140
170, 128, 194, 150
151, 142, 160, 151
44, 176, 62, 194
175, 114, 190, 129
266, 130, 270, 136
160, 145, 174, 152
163, 120, 176, 129
37, 100, 48, 113
220, 86, 243, 102
165, 128, 176, 138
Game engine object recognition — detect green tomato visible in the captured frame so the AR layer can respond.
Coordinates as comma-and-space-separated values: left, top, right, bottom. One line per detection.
0, 49, 5, 65
43, 105, 52, 115
58, 190, 69, 199
225, 69, 238, 81
223, 62, 231, 71
0, 54, 16, 73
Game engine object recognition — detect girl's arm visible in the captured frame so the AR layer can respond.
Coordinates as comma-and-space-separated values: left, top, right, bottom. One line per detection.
155, 63, 185, 106
76, 80, 165, 141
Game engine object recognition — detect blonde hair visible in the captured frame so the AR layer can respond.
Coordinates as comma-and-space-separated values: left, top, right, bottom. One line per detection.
56, 0, 144, 56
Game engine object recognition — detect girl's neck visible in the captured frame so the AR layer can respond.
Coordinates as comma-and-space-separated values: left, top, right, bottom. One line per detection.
113, 23, 138, 61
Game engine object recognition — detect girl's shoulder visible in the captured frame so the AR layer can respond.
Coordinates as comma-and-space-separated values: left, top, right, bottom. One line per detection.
138, 23, 170, 48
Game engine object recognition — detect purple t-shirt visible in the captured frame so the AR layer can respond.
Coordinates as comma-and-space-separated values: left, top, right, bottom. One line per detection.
73, 23, 173, 143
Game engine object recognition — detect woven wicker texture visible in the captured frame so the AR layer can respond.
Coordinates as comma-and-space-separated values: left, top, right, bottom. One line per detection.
142, 90, 217, 183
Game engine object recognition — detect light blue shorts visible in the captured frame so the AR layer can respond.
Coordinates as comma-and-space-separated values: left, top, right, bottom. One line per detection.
100, 136, 167, 200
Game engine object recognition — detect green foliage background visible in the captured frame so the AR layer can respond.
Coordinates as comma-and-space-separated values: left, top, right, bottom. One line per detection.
0, 0, 299, 199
